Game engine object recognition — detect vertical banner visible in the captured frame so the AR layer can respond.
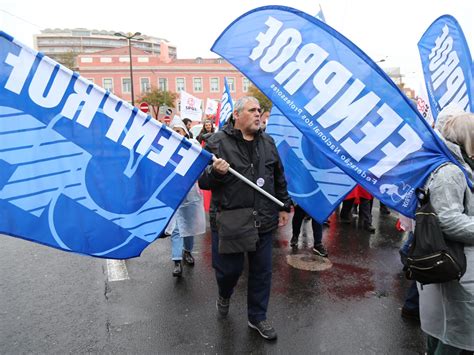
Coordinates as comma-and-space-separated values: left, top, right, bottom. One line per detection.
212, 6, 463, 218
219, 77, 234, 129
204, 98, 219, 117
266, 3, 355, 223
416, 96, 434, 127
180, 91, 203, 121
0, 31, 212, 258
418, 15, 473, 120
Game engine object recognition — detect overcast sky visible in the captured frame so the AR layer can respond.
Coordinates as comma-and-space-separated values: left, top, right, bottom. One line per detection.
1, 0, 473, 90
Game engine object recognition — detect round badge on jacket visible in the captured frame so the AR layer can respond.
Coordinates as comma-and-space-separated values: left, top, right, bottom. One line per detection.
256, 178, 265, 187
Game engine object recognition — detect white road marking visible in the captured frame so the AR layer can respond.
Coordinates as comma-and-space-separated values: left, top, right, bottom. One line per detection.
106, 259, 130, 281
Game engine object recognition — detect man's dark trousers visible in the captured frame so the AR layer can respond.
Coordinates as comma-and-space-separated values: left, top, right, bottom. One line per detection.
212, 230, 273, 323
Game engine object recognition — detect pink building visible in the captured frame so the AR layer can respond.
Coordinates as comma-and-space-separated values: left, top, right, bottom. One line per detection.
76, 45, 250, 117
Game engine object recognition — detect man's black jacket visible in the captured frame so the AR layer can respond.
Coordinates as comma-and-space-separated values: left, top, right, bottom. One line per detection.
198, 125, 291, 234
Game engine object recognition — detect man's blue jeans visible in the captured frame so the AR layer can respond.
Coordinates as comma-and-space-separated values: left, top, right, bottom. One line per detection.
171, 224, 194, 261
212, 230, 273, 323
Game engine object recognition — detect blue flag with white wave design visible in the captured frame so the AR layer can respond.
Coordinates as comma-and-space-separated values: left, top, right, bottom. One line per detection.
418, 15, 473, 120
212, 5, 463, 218
0, 31, 212, 259
266, 107, 355, 222
219, 77, 234, 129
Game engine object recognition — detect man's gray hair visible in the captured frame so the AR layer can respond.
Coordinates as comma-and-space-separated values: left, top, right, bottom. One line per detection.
442, 112, 474, 157
234, 96, 259, 114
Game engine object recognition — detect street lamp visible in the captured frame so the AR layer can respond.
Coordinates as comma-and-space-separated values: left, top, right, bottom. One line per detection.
114, 31, 143, 106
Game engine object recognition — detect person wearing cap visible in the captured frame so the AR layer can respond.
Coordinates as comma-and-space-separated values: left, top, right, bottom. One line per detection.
166, 117, 206, 277
418, 109, 474, 354
398, 103, 468, 324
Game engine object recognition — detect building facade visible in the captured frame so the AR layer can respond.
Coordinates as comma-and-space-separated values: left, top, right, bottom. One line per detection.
34, 28, 177, 66
76, 45, 250, 119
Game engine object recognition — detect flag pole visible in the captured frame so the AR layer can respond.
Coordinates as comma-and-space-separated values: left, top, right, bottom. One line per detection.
212, 156, 284, 207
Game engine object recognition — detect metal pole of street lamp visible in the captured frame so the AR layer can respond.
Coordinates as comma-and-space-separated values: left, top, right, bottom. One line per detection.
114, 32, 142, 106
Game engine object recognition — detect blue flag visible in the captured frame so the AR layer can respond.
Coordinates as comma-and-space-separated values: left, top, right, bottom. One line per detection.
0, 31, 212, 259
265, 4, 355, 223
266, 107, 355, 222
212, 5, 463, 218
219, 77, 234, 129
418, 15, 473, 119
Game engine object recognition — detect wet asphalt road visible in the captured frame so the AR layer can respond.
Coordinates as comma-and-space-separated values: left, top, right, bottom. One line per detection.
0, 204, 424, 354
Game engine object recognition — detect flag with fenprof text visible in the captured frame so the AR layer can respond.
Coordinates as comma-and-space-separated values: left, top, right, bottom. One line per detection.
219, 78, 234, 129
0, 31, 212, 259
265, 7, 356, 223
418, 15, 473, 120
212, 6, 465, 218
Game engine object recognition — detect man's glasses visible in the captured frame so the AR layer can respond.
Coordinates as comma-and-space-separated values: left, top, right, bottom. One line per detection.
247, 108, 263, 114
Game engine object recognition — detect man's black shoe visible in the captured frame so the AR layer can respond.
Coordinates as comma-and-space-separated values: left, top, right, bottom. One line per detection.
216, 295, 230, 316
290, 235, 298, 248
401, 306, 420, 323
183, 250, 195, 266
312, 243, 328, 257
248, 320, 277, 340
172, 261, 182, 277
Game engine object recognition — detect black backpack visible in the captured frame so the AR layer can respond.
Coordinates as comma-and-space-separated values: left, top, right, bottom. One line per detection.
405, 189, 467, 285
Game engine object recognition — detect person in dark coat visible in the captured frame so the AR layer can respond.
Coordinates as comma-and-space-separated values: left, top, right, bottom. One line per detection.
196, 119, 215, 144
199, 96, 291, 341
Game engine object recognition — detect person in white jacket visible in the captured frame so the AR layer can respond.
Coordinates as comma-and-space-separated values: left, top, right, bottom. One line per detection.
167, 117, 206, 277
418, 112, 474, 353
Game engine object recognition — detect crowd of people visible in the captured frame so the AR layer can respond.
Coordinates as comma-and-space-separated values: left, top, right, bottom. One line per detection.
164, 96, 473, 353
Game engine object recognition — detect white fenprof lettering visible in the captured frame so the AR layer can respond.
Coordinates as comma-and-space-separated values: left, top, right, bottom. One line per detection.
317, 79, 380, 142
174, 144, 203, 176
259, 28, 302, 73
275, 43, 329, 95
4, 47, 36, 94
103, 95, 134, 142
249, 16, 424, 178
122, 110, 160, 155
3, 44, 200, 176
249, 17, 283, 61
428, 24, 469, 110
370, 122, 423, 177
342, 103, 402, 162
220, 93, 232, 121
28, 57, 72, 108
61, 77, 105, 127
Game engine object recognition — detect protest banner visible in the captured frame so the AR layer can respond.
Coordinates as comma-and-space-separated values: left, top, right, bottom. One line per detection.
219, 77, 234, 129
0, 31, 212, 258
180, 91, 203, 122
418, 15, 473, 120
212, 6, 464, 217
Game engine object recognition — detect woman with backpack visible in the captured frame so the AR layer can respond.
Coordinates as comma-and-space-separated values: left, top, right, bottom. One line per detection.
418, 109, 474, 354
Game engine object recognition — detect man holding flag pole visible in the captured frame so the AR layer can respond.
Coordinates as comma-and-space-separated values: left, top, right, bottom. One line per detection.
199, 96, 291, 341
